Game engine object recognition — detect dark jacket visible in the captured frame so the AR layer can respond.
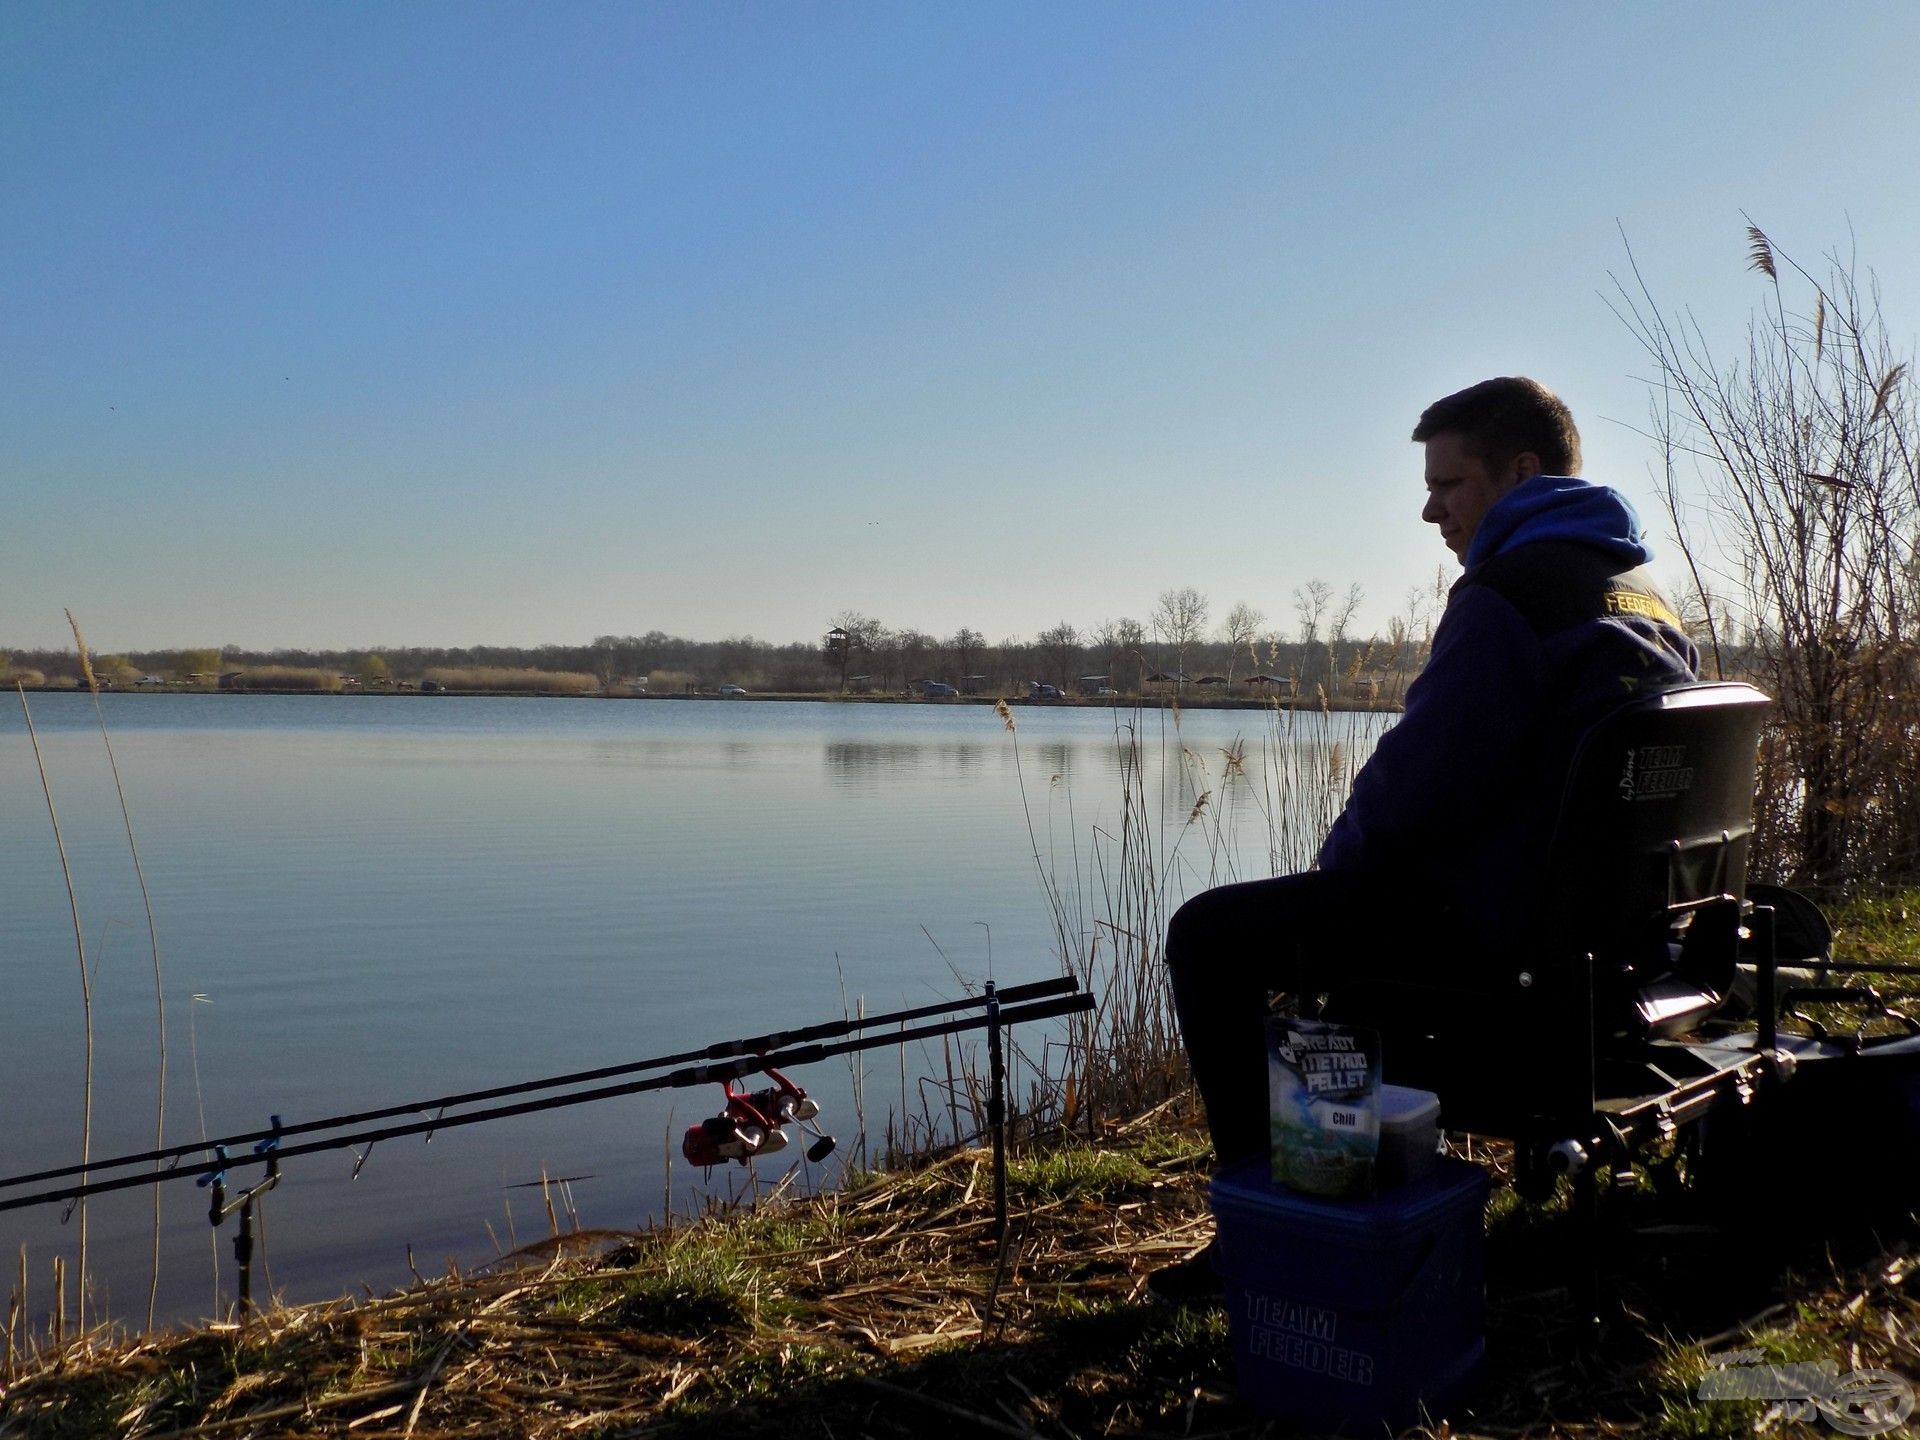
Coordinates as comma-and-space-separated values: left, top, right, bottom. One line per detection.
1317, 476, 1699, 938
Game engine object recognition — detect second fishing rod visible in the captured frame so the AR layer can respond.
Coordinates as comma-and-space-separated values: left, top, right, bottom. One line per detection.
0, 974, 1084, 1195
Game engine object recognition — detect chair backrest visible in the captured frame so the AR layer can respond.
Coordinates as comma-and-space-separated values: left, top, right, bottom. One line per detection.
1543, 681, 1771, 1036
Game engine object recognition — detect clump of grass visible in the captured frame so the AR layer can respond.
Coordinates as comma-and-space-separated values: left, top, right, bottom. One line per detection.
1125, 1304, 1234, 1408
552, 1239, 769, 1335
224, 666, 343, 691
1829, 886, 1920, 998
1132, 1129, 1211, 1169
732, 1208, 847, 1255
1646, 1325, 1849, 1440
423, 666, 599, 694
1008, 1147, 1152, 1201
685, 1342, 855, 1409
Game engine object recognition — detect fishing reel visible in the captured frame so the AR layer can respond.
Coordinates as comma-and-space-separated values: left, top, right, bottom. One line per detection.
681, 1067, 836, 1169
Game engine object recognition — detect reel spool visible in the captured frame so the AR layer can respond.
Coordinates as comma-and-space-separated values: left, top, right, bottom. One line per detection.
681, 1067, 836, 1169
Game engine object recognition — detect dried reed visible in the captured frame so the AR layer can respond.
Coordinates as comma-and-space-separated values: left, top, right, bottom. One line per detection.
222, 665, 343, 691
423, 666, 600, 694
69, 609, 171, 1330
1006, 692, 1382, 1127
16, 683, 92, 1333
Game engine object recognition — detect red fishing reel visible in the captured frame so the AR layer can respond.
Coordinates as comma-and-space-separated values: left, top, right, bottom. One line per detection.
681, 1067, 837, 1169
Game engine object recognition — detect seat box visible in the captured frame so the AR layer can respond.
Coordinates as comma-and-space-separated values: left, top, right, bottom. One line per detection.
1210, 1155, 1489, 1432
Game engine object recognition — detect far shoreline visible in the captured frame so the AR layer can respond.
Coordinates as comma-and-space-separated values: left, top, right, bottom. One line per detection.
9, 684, 1405, 714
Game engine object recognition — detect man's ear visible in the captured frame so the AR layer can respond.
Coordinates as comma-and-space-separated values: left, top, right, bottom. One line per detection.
1510, 451, 1543, 484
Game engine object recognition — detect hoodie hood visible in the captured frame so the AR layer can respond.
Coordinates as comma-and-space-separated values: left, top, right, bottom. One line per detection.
1464, 475, 1651, 570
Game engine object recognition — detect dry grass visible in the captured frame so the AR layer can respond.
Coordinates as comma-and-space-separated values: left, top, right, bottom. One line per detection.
1018, 695, 1378, 1124
224, 667, 342, 692
14, 683, 95, 1335
423, 667, 599, 695
69, 610, 171, 1331
3, 1107, 1912, 1440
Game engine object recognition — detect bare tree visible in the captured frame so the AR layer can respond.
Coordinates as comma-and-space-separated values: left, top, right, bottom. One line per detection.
1328, 583, 1365, 690
1036, 622, 1081, 688
1292, 580, 1331, 688
1613, 222, 1919, 888
947, 627, 985, 682
870, 627, 906, 691
1153, 587, 1209, 680
1386, 582, 1438, 700
1093, 616, 1148, 691
897, 628, 935, 687
1220, 602, 1265, 686
1292, 580, 1330, 646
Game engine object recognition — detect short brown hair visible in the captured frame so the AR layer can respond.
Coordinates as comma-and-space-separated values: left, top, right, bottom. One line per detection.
1412, 376, 1582, 476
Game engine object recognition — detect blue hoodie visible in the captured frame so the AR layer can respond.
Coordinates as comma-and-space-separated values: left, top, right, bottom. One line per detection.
1318, 476, 1699, 938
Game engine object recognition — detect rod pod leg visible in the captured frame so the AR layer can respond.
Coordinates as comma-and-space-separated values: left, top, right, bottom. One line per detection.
986, 981, 1007, 1251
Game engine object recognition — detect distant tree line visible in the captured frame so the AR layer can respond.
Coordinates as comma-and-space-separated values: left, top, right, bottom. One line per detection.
0, 580, 1418, 701
3, 575, 1738, 704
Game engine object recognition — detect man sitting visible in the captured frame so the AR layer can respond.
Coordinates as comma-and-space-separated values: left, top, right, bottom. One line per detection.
1151, 376, 1699, 1302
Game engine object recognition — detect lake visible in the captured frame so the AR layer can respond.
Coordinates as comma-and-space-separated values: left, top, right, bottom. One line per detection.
0, 692, 1380, 1327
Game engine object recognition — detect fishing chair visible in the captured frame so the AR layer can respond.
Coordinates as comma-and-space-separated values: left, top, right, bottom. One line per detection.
1314, 681, 1783, 1200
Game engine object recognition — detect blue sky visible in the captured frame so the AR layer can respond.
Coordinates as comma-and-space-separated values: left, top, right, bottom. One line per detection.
5, 2, 1918, 652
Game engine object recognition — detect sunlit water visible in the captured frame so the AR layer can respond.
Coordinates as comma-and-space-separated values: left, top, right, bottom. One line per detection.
0, 692, 1381, 1327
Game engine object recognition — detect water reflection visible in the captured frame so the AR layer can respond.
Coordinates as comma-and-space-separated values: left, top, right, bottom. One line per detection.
1033, 742, 1074, 780
823, 740, 993, 782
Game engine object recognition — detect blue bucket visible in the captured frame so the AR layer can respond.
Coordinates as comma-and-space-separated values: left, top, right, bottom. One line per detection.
1209, 1156, 1490, 1431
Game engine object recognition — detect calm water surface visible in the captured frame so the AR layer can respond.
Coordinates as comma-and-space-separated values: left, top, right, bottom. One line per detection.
0, 693, 1378, 1325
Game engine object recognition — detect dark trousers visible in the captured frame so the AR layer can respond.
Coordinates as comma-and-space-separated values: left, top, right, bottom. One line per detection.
1165, 870, 1464, 1167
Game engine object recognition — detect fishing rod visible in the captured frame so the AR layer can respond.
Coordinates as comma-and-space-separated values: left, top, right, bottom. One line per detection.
0, 974, 1082, 1192
0, 987, 1092, 1216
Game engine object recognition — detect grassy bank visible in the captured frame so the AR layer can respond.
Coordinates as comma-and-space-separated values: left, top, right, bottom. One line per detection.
3, 1092, 1914, 1439
3, 891, 1913, 1436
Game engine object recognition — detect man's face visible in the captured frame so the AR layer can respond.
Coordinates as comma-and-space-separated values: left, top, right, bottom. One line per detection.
1421, 431, 1526, 563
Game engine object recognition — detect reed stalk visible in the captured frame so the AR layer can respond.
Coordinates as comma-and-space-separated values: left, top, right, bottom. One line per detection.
1004, 693, 1376, 1128
67, 610, 170, 1331
17, 684, 92, 1333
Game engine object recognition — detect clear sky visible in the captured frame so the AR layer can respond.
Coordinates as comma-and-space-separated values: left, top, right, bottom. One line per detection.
5, 2, 1918, 653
